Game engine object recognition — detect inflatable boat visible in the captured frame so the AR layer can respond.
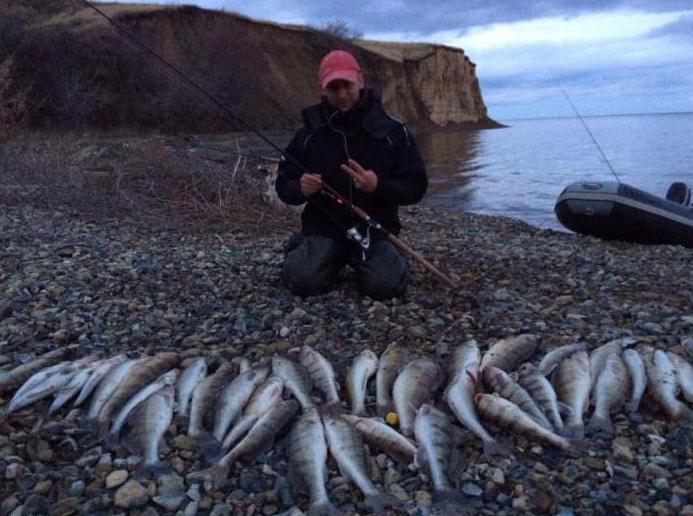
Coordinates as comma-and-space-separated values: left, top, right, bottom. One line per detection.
555, 181, 693, 247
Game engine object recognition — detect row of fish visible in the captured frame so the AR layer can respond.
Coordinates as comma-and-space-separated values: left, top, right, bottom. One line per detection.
1, 336, 692, 511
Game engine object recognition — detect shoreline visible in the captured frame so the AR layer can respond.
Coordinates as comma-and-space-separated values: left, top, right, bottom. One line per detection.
1, 202, 691, 515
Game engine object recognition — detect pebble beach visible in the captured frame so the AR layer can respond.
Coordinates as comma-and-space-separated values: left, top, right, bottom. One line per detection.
1, 200, 692, 515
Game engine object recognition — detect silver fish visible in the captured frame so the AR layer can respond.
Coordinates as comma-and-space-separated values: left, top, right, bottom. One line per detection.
484, 366, 553, 431
221, 374, 283, 452
683, 337, 693, 361
414, 404, 454, 495
342, 415, 417, 464
393, 358, 444, 437
587, 353, 629, 437
288, 407, 336, 515
128, 386, 175, 478
0, 347, 72, 393
667, 352, 693, 403
538, 342, 587, 376
476, 393, 581, 454
74, 355, 128, 407
555, 350, 591, 439
590, 338, 636, 390
517, 362, 564, 432
188, 362, 235, 438
175, 357, 207, 419
347, 349, 378, 416
480, 334, 538, 374
376, 343, 408, 416
213, 366, 269, 442
645, 350, 692, 420
296, 345, 340, 405
622, 349, 647, 413
49, 362, 100, 415
97, 352, 179, 434
271, 356, 314, 410
322, 412, 395, 513
109, 369, 180, 445
87, 358, 144, 423
445, 344, 500, 457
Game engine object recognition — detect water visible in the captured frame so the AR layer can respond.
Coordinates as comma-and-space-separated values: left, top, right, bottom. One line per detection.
417, 113, 693, 230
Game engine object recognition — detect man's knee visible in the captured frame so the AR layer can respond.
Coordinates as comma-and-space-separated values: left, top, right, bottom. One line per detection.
281, 235, 343, 296
357, 241, 409, 300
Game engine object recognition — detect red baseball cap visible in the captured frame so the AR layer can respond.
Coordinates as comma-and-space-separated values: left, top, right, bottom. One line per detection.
319, 50, 362, 89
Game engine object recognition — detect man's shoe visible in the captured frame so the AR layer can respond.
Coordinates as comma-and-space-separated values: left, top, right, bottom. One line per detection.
666, 182, 691, 206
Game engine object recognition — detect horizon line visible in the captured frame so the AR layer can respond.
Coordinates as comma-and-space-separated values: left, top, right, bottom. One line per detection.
497, 110, 693, 123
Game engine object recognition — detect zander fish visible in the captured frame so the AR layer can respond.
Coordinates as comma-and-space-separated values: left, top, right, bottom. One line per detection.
96, 352, 179, 434
538, 342, 587, 377
342, 415, 417, 464
587, 353, 629, 437
322, 412, 396, 513
517, 362, 564, 432
667, 352, 693, 403
213, 366, 269, 443
444, 342, 501, 457
589, 338, 636, 390
108, 369, 180, 446
483, 366, 553, 431
393, 358, 444, 437
376, 343, 408, 417
271, 356, 314, 410
480, 334, 538, 374
48, 361, 101, 415
288, 407, 336, 515
476, 393, 581, 455
86, 358, 144, 424
645, 350, 693, 420
295, 345, 340, 405
413, 404, 454, 496
74, 355, 127, 407
0, 347, 72, 393
221, 375, 284, 452
347, 349, 378, 416
554, 350, 591, 439
622, 349, 647, 414
175, 357, 207, 420
128, 386, 175, 478
188, 362, 235, 439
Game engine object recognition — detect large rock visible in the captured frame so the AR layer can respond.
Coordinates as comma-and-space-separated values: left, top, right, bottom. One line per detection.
114, 480, 150, 509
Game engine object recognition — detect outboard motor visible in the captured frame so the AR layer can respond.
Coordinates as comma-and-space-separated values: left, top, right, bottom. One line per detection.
666, 182, 692, 207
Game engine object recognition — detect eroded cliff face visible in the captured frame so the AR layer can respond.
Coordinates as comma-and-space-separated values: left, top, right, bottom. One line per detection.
0, 3, 494, 132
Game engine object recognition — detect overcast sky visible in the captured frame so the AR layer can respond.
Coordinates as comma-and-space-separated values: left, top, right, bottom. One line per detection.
116, 0, 693, 120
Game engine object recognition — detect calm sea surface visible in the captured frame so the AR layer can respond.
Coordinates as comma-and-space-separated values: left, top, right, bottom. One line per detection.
417, 113, 693, 230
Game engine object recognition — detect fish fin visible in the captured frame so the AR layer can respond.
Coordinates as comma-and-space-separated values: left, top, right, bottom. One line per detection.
434, 490, 480, 515
586, 416, 615, 439
365, 493, 402, 513
508, 372, 519, 382
557, 401, 573, 416
308, 501, 343, 516
542, 363, 558, 377
197, 432, 222, 463
563, 423, 585, 440
564, 439, 588, 458
482, 439, 511, 459
186, 464, 230, 490
133, 461, 171, 481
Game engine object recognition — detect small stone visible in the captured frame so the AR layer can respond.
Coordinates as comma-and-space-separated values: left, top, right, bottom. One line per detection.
187, 484, 201, 501
34, 440, 53, 462
1, 496, 19, 515
4, 463, 27, 479
279, 326, 290, 337
513, 496, 530, 511
68, 480, 85, 497
388, 483, 410, 501
623, 504, 643, 516
209, 504, 233, 516
105, 470, 128, 489
114, 480, 150, 509
33, 479, 52, 494
95, 454, 113, 476
22, 495, 49, 516
50, 497, 80, 516
612, 439, 634, 462
653, 478, 670, 490
489, 467, 505, 484
173, 435, 197, 451
157, 473, 185, 497
462, 483, 483, 497
383, 467, 401, 485
415, 490, 433, 507
152, 495, 184, 511
680, 506, 693, 515
263, 505, 278, 516
170, 455, 185, 474
183, 500, 199, 516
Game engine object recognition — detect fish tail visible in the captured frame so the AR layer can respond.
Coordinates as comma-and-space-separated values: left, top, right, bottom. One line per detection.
482, 439, 510, 459
586, 416, 615, 438
197, 432, 223, 463
308, 501, 343, 516
364, 493, 402, 513
134, 460, 171, 481
105, 431, 120, 450
186, 464, 230, 490
624, 400, 639, 414
562, 422, 585, 440
564, 438, 588, 458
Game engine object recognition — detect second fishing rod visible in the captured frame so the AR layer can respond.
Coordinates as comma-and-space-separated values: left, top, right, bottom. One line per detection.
76, 0, 457, 288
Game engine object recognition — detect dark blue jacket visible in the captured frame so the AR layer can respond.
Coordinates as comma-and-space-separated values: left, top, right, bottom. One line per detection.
275, 90, 427, 240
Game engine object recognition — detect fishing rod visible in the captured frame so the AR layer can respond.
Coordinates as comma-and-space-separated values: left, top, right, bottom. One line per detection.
560, 87, 622, 184
75, 0, 457, 287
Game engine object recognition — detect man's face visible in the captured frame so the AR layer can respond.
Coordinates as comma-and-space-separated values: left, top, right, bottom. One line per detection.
323, 78, 362, 112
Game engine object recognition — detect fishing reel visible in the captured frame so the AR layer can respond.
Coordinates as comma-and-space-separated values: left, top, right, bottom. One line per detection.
346, 225, 371, 260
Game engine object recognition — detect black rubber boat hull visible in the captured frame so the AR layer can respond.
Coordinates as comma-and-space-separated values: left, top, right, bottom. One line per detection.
555, 181, 693, 247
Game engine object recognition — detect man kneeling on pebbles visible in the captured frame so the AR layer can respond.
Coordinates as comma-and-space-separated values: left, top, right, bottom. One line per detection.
275, 50, 428, 300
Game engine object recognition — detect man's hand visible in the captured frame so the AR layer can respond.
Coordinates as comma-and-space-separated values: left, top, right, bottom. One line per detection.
341, 159, 378, 194
300, 173, 322, 197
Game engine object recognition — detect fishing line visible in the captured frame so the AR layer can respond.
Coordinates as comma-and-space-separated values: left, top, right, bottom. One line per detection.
560, 87, 622, 184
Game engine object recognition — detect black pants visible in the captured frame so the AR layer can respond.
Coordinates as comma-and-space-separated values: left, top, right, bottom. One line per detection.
281, 235, 409, 300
